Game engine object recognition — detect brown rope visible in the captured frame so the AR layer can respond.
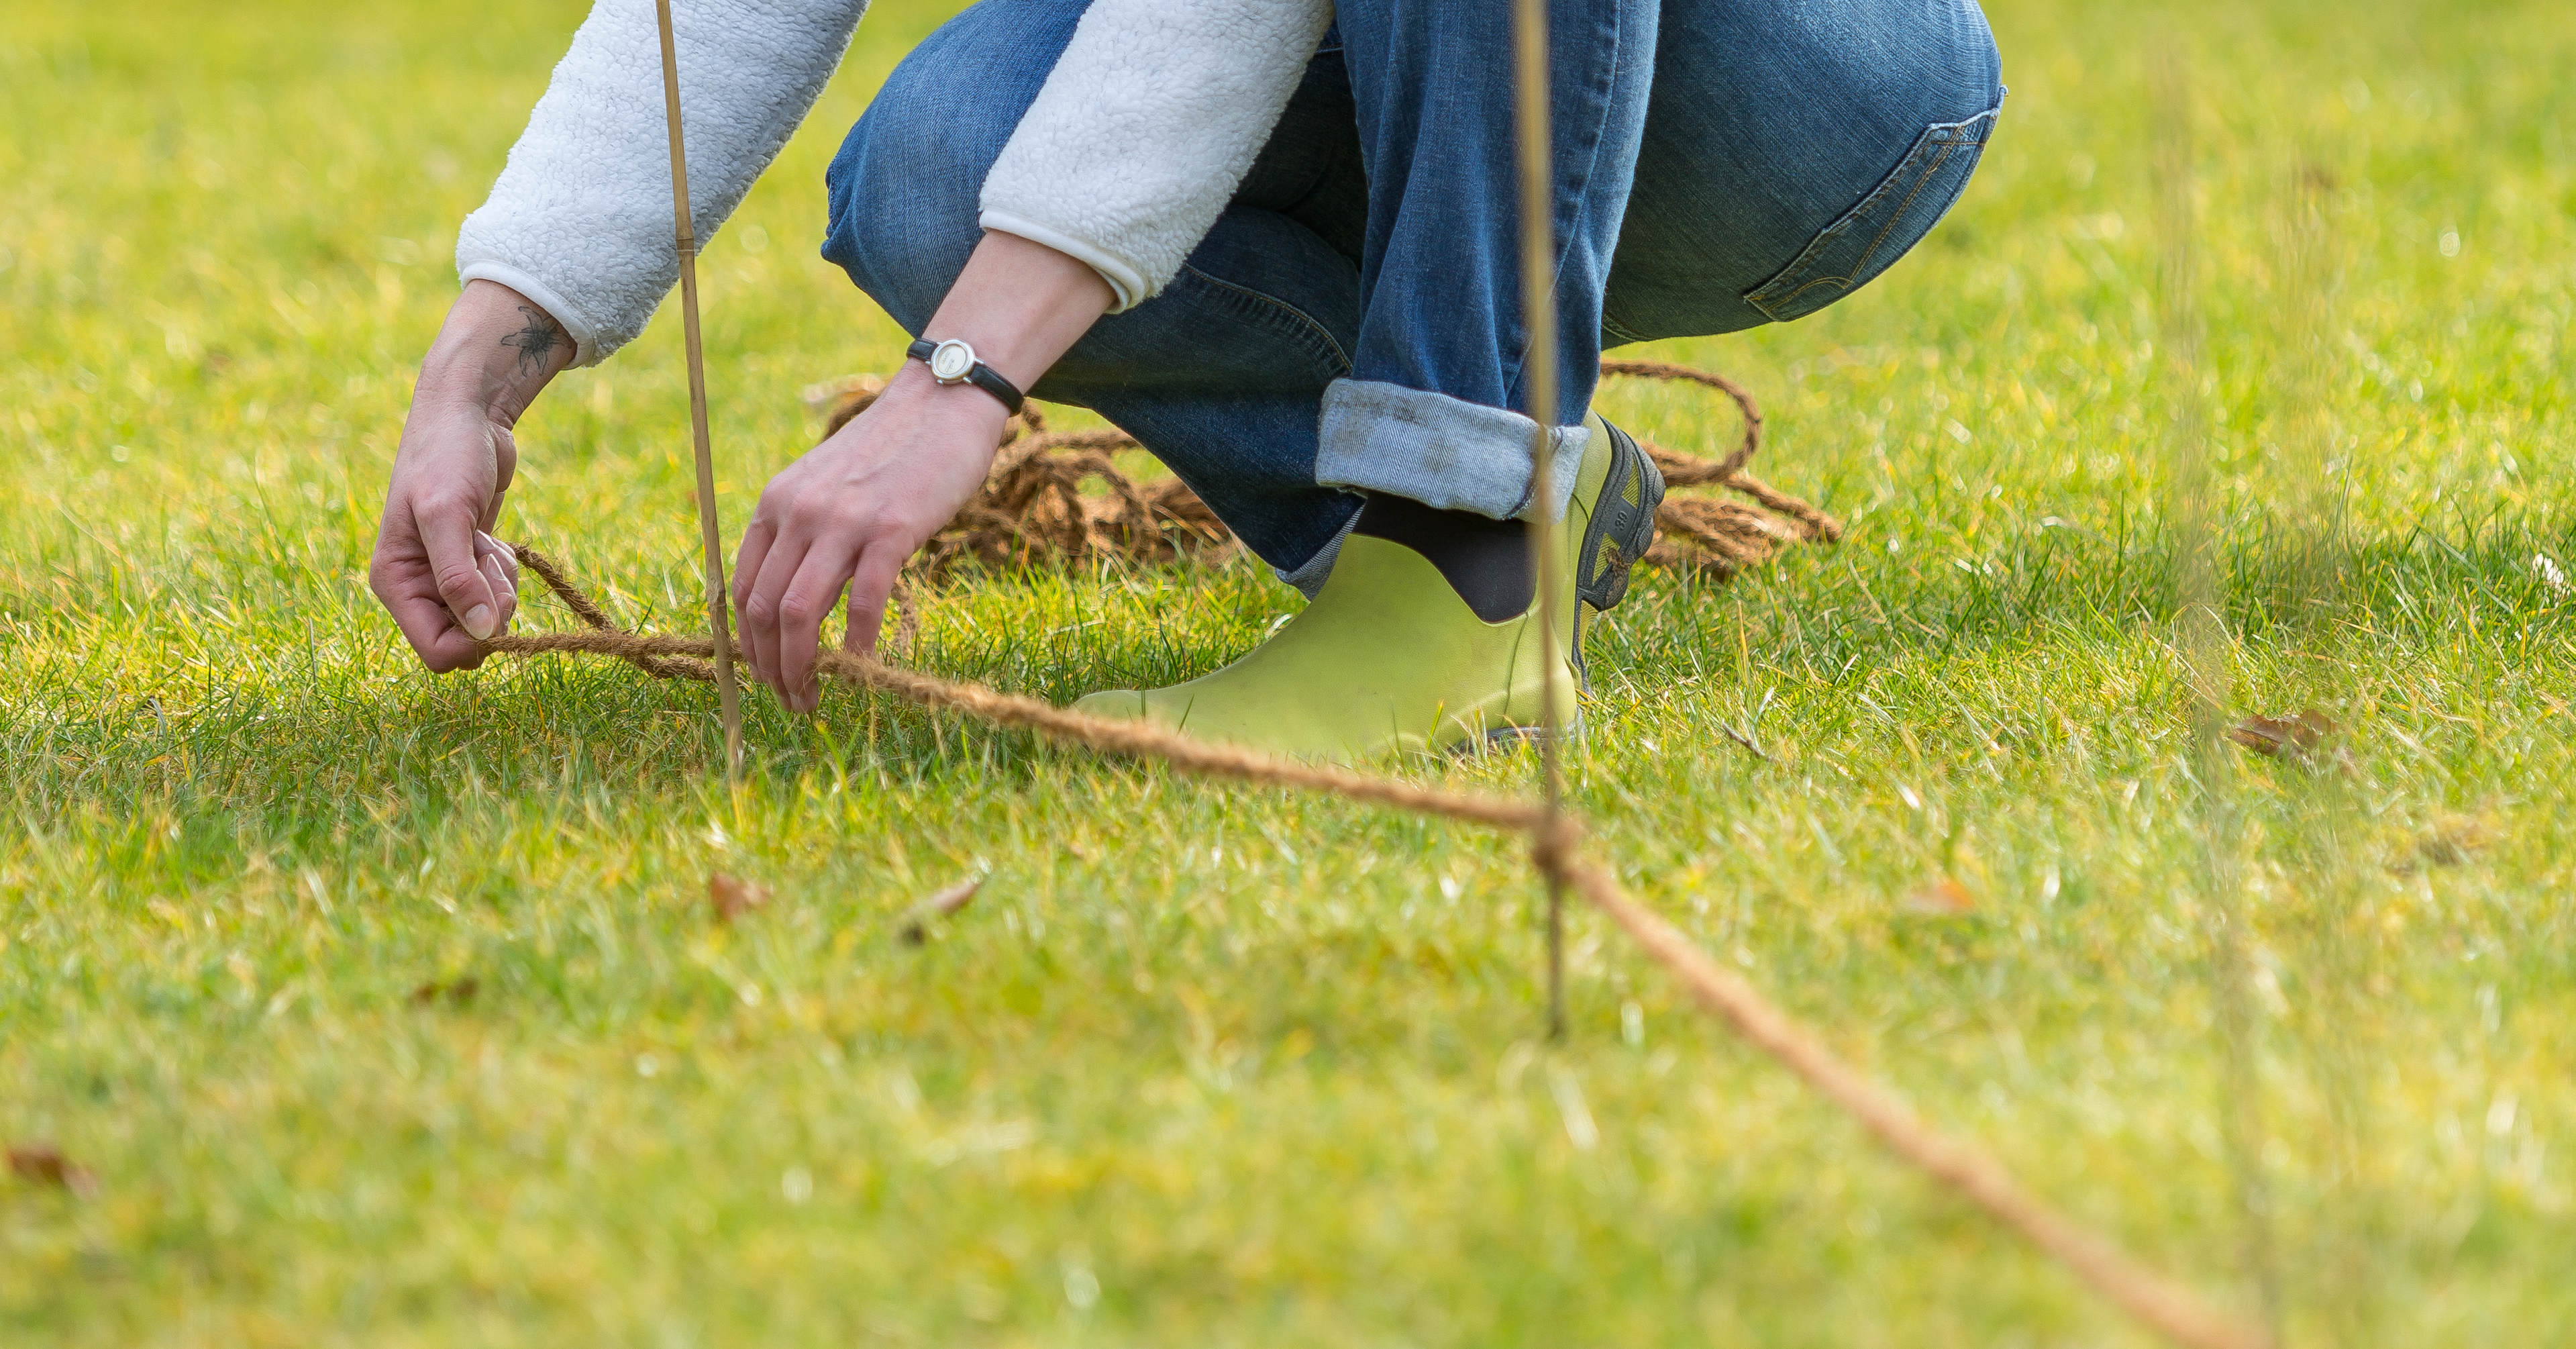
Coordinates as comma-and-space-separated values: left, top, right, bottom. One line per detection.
816, 362, 1840, 583
481, 626, 1546, 832
1564, 858, 2265, 1349
482, 550, 2269, 1349
509, 546, 716, 682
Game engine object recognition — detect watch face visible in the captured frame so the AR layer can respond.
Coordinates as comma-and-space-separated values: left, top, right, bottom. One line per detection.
929, 340, 974, 382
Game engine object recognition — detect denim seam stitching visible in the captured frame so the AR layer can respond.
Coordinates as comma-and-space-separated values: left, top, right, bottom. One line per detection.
1745, 107, 1999, 321
1176, 262, 1355, 374
1803, 140, 1958, 297
1788, 122, 1971, 277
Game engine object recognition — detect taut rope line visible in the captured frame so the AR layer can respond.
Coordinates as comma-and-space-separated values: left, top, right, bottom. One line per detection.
479, 553, 2271, 1349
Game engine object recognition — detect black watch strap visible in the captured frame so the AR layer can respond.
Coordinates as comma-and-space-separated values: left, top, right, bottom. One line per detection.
907, 338, 1026, 415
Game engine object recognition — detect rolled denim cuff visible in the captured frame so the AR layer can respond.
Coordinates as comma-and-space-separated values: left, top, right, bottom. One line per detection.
1316, 379, 1591, 521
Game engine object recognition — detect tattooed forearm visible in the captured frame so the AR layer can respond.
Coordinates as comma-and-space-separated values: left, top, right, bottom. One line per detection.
499, 305, 566, 375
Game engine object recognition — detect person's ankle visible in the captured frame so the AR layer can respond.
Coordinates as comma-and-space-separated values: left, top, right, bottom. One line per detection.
1349, 493, 1532, 620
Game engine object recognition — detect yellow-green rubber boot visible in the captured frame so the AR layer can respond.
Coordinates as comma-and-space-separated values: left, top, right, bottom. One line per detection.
1072, 411, 1665, 763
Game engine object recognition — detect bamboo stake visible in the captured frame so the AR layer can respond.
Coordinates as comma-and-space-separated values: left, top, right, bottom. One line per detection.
2150, 46, 2282, 1341
1512, 0, 1570, 1040
652, 0, 745, 779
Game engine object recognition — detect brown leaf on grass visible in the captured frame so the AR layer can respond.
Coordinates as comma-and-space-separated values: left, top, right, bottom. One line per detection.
897, 877, 984, 946
709, 873, 770, 923
2227, 709, 2336, 756
1902, 877, 1978, 916
2228, 709, 2352, 770
408, 977, 480, 1007
7, 1144, 99, 1197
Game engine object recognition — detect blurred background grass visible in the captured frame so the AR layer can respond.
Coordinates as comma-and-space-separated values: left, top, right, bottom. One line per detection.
1, 0, 2571, 1345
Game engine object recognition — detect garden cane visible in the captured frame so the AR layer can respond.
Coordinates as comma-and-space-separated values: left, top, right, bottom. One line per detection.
1512, 0, 1573, 1042
653, 0, 747, 779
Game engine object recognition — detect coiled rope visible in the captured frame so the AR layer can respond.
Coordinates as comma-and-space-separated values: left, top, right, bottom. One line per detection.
803, 360, 1843, 585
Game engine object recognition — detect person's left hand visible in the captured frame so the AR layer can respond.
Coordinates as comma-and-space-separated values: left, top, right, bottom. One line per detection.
731, 227, 1113, 712
731, 364, 1007, 712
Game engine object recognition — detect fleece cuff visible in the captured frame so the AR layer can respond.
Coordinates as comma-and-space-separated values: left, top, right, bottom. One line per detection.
979, 212, 1144, 314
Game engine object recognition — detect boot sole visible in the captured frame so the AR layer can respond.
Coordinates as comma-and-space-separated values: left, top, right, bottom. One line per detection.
1575, 419, 1667, 615
1567, 418, 1665, 690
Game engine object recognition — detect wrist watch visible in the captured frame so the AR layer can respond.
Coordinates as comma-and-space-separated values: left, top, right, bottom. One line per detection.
907, 337, 1025, 415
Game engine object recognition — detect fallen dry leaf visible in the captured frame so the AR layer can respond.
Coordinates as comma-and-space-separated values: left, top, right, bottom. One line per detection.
2227, 709, 2352, 770
2227, 709, 2337, 756
898, 876, 985, 946
1902, 877, 1977, 916
8, 1143, 99, 1197
709, 873, 770, 922
408, 977, 480, 1007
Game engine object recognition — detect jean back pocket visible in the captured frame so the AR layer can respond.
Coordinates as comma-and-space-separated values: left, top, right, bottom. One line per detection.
1744, 103, 2001, 324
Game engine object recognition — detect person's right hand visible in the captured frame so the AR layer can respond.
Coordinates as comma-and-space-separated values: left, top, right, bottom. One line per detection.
370, 279, 574, 670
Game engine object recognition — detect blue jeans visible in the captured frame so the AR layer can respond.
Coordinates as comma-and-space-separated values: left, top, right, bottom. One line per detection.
825, 0, 2003, 591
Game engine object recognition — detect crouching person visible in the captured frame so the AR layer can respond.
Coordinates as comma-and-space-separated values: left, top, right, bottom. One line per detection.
373, 0, 2001, 762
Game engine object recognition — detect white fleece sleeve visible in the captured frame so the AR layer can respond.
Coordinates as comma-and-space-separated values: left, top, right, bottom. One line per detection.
978, 0, 1335, 313
456, 0, 868, 366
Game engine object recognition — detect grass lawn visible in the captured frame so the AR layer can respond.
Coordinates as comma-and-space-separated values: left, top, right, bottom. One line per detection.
3, 0, 2571, 1343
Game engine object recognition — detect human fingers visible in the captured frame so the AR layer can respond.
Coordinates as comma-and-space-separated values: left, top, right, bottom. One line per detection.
478, 530, 523, 597
417, 499, 504, 643
841, 543, 908, 661
775, 540, 862, 713
731, 514, 778, 660
476, 479, 510, 534
486, 426, 518, 506
474, 532, 519, 631
370, 508, 491, 672
738, 527, 813, 700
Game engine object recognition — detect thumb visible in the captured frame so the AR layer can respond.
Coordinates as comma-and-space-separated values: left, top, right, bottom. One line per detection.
421, 505, 503, 640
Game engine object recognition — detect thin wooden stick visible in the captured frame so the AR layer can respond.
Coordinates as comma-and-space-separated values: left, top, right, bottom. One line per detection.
652, 0, 745, 779
1512, 0, 1569, 1040
2150, 44, 2282, 1340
